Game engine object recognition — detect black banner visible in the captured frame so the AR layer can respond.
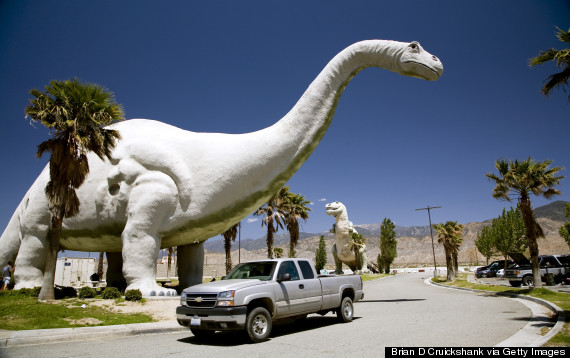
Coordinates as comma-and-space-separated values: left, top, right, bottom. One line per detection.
386, 347, 568, 358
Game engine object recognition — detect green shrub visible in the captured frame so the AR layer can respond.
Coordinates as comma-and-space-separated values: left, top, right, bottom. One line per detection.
78, 286, 97, 299
30, 287, 41, 297
101, 287, 121, 299
125, 289, 142, 301
55, 286, 77, 299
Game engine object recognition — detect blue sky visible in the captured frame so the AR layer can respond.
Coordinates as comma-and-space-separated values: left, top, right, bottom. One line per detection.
1, 1, 569, 244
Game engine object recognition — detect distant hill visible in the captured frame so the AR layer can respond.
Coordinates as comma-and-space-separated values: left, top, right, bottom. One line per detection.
204, 200, 569, 255
204, 232, 316, 252
533, 200, 568, 222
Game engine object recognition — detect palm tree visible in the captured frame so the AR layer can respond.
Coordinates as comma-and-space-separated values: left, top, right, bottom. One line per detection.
167, 247, 176, 278
25, 78, 124, 300
486, 157, 564, 288
529, 27, 570, 101
282, 189, 311, 258
222, 222, 239, 274
559, 203, 570, 250
433, 221, 465, 282
254, 187, 287, 258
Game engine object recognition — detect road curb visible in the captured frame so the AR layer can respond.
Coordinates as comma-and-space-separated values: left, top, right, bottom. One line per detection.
426, 278, 565, 347
0, 321, 188, 348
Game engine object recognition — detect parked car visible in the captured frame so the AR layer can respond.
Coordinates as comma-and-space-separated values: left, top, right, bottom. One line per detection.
504, 253, 570, 287
475, 260, 513, 278
176, 258, 364, 342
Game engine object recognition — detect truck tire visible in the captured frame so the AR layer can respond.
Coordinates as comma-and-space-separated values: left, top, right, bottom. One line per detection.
522, 275, 534, 286
509, 281, 522, 287
336, 296, 354, 323
190, 327, 215, 339
246, 307, 272, 343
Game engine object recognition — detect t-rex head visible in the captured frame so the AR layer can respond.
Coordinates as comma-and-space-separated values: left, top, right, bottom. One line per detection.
398, 41, 443, 81
325, 201, 347, 219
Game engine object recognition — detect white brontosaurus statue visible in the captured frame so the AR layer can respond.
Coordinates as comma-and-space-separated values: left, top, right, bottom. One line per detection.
0, 40, 442, 296
325, 202, 369, 274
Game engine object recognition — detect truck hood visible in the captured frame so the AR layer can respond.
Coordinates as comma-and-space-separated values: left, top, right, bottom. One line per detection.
508, 253, 530, 266
183, 279, 267, 294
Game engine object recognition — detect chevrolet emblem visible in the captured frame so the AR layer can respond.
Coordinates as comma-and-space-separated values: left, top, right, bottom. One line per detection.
195, 297, 203, 303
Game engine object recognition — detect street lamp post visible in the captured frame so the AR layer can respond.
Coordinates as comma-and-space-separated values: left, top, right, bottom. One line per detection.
416, 205, 441, 277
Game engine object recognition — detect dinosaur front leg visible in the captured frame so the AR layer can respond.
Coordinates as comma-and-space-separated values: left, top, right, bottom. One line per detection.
14, 232, 47, 289
121, 174, 178, 296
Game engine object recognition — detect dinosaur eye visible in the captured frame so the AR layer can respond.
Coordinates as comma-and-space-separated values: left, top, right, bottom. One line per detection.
409, 42, 420, 51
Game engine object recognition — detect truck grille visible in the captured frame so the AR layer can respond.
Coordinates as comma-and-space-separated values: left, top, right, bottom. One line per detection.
185, 293, 218, 308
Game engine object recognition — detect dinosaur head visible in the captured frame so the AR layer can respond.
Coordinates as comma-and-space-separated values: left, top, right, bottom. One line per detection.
397, 41, 443, 81
325, 201, 346, 218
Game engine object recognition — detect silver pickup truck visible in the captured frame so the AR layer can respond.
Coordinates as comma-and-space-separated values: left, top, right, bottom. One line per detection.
176, 258, 364, 342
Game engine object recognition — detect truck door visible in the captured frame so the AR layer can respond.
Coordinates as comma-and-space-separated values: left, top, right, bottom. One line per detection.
274, 260, 305, 316
297, 260, 322, 312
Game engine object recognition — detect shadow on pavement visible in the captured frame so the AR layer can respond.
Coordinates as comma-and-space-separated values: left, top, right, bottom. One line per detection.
358, 299, 426, 303
176, 315, 351, 346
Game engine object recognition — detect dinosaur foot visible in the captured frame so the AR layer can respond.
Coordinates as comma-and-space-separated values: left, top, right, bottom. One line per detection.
127, 282, 178, 297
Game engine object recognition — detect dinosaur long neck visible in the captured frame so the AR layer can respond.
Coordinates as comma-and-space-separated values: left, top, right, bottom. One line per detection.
259, 40, 405, 190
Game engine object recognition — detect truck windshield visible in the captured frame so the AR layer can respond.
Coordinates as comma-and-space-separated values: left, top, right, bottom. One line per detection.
224, 262, 277, 281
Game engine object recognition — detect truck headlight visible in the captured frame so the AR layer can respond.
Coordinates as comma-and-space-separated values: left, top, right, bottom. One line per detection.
180, 292, 187, 306
217, 290, 235, 307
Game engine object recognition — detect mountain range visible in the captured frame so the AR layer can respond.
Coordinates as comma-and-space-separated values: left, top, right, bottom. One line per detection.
205, 200, 569, 254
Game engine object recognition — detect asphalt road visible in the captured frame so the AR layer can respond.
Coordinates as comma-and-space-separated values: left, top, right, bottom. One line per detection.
2, 273, 533, 358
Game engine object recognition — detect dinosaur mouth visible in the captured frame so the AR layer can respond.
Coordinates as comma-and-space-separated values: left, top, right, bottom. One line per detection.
403, 61, 441, 79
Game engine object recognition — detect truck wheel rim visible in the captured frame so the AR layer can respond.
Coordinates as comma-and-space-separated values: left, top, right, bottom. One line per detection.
343, 302, 352, 318
253, 314, 267, 335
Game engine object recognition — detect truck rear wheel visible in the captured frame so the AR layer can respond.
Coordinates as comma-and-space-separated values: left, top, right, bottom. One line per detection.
336, 296, 354, 323
246, 307, 272, 343
522, 275, 534, 286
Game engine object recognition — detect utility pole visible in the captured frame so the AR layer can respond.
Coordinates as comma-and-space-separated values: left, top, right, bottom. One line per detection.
416, 206, 441, 277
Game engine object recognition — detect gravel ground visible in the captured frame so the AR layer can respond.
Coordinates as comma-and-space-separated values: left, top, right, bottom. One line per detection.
87, 297, 180, 321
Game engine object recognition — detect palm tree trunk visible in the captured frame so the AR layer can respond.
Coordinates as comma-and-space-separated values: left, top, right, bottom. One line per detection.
444, 245, 454, 281
267, 223, 274, 259
167, 247, 173, 278
519, 197, 543, 288
38, 216, 62, 301
97, 252, 104, 279
224, 237, 232, 274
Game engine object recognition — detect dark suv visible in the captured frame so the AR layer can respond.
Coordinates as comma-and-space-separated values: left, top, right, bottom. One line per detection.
475, 260, 514, 278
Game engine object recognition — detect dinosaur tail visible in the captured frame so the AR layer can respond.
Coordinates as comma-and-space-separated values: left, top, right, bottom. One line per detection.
0, 205, 23, 266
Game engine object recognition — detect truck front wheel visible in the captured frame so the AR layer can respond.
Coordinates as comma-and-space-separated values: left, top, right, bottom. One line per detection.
246, 307, 272, 343
336, 296, 354, 323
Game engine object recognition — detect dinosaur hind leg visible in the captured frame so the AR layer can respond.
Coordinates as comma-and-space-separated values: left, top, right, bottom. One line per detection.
121, 173, 178, 296
332, 242, 343, 275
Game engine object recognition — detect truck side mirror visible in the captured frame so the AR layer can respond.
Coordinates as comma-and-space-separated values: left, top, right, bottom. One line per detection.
277, 273, 291, 282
